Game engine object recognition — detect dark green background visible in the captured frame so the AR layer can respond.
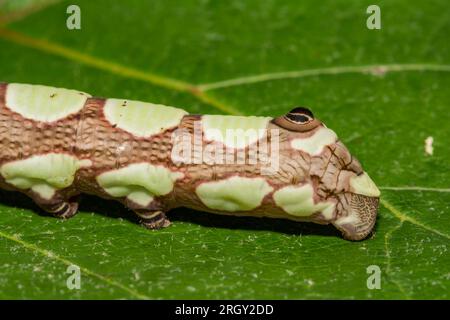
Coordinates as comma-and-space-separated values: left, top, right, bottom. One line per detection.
0, 0, 448, 299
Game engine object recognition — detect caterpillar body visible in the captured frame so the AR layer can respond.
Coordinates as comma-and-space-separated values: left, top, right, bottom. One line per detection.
0, 82, 380, 240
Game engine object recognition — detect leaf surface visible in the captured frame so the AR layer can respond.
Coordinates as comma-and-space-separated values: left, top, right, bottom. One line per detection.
0, 0, 448, 299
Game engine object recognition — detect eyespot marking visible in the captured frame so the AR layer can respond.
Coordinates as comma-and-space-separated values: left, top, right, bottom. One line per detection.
286, 113, 310, 123
202, 115, 271, 148
96, 163, 184, 207
273, 107, 321, 132
349, 172, 380, 197
290, 127, 337, 155
103, 99, 187, 137
273, 184, 335, 218
0, 154, 91, 200
196, 176, 273, 212
285, 107, 314, 124
5, 83, 90, 122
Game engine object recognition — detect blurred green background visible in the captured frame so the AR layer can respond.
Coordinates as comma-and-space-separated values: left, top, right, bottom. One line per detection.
0, 0, 448, 299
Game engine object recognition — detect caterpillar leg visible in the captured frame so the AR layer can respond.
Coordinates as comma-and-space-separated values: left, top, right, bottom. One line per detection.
136, 210, 171, 229
39, 200, 79, 219
123, 197, 170, 229
29, 191, 79, 219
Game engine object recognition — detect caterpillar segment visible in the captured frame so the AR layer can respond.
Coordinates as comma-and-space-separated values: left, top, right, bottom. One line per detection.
0, 83, 380, 240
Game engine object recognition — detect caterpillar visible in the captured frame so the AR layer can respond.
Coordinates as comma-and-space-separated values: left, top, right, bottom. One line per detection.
0, 82, 380, 240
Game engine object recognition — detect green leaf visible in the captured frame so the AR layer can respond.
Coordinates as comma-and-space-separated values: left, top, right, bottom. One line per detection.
0, 0, 449, 299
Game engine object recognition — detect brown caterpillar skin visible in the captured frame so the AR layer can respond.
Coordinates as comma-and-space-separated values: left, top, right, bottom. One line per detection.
0, 83, 380, 240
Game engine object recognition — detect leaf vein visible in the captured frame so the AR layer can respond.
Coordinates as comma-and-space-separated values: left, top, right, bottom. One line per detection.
0, 0, 61, 26
380, 199, 450, 240
384, 220, 410, 299
199, 64, 450, 91
380, 186, 450, 193
0, 28, 243, 115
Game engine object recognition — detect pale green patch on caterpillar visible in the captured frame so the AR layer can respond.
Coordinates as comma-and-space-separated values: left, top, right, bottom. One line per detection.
273, 184, 335, 218
0, 154, 92, 200
5, 83, 90, 122
96, 163, 184, 206
290, 127, 337, 155
196, 176, 273, 211
103, 98, 188, 137
202, 115, 272, 148
349, 172, 380, 197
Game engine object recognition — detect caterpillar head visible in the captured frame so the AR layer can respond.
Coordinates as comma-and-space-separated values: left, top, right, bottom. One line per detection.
272, 107, 380, 240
